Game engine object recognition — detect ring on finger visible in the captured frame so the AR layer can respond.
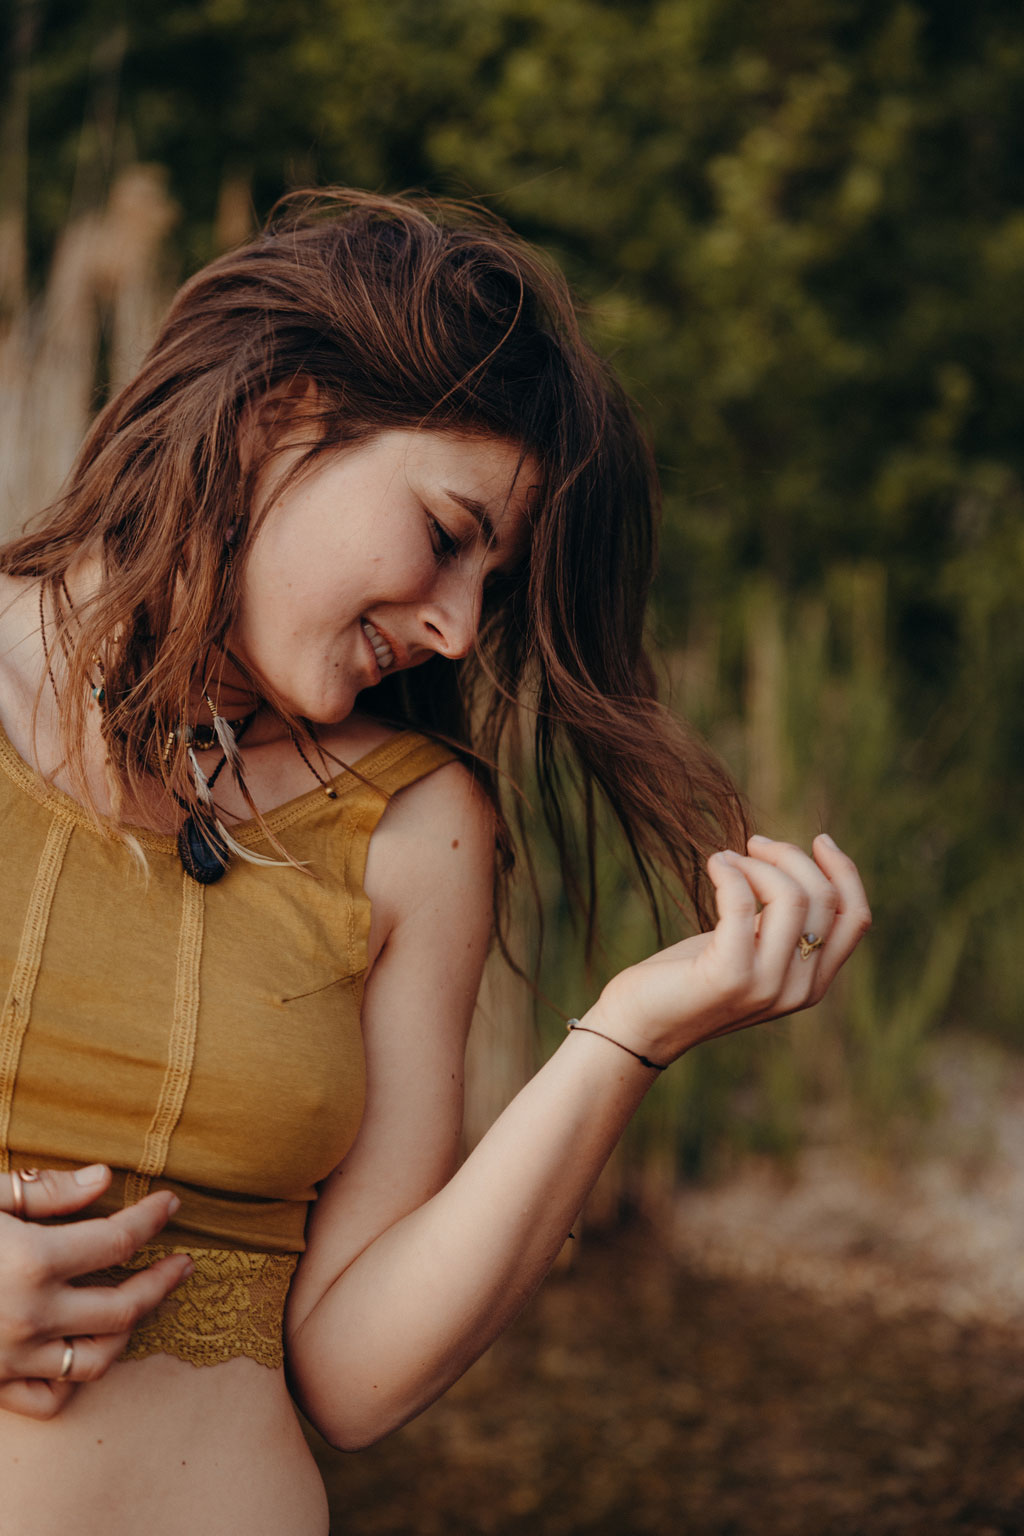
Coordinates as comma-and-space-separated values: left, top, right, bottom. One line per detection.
8, 1167, 40, 1219
56, 1339, 75, 1383
797, 932, 825, 960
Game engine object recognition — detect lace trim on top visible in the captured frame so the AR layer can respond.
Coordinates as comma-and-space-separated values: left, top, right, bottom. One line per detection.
76, 1244, 298, 1368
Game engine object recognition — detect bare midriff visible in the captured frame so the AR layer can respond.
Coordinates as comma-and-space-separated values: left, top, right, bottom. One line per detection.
0, 1356, 329, 1536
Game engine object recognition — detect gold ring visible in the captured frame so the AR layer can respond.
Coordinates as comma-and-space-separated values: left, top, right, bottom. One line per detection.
9, 1168, 40, 1219
57, 1339, 75, 1382
797, 932, 825, 960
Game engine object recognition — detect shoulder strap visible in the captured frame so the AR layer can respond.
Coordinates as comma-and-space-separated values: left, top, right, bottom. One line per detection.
343, 731, 458, 800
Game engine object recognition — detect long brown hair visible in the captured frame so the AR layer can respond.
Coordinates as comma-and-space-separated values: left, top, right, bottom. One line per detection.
1, 188, 748, 936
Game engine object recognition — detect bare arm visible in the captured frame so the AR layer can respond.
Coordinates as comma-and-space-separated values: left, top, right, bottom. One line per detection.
286, 771, 870, 1451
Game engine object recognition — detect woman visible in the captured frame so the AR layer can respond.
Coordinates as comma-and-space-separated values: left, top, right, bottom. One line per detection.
0, 190, 869, 1535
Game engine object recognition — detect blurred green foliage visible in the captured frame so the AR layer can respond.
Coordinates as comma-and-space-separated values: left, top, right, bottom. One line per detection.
5, 0, 1023, 1164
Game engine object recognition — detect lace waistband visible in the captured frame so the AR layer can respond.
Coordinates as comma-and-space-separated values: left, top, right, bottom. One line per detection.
77, 1243, 299, 1369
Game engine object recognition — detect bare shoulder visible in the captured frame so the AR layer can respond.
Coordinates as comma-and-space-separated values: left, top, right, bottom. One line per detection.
317, 712, 496, 886
364, 753, 496, 962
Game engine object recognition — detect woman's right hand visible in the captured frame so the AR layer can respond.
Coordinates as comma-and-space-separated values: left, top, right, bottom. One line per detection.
0, 1165, 193, 1420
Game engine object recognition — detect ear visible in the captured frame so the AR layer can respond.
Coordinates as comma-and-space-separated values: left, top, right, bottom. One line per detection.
237, 377, 321, 474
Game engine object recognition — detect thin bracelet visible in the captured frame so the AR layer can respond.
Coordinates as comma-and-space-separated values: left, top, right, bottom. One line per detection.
566, 1019, 668, 1072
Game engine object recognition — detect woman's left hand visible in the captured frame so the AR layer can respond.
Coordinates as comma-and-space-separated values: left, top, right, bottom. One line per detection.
287, 826, 867, 1449
589, 833, 871, 1067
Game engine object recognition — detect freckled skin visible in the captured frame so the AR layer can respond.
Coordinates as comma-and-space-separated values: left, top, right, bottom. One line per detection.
229, 431, 534, 725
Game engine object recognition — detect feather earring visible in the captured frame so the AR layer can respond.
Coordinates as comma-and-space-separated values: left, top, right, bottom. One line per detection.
177, 740, 232, 883
209, 816, 292, 871
201, 694, 293, 871
206, 695, 246, 778
179, 709, 298, 879
187, 746, 214, 810
175, 710, 284, 883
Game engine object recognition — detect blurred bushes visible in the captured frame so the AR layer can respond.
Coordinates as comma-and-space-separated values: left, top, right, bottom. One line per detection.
4, 0, 1023, 1166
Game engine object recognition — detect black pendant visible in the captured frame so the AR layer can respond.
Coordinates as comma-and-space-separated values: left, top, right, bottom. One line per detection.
177, 812, 229, 885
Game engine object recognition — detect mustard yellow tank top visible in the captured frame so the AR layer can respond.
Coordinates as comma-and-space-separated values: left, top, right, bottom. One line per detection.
0, 725, 454, 1367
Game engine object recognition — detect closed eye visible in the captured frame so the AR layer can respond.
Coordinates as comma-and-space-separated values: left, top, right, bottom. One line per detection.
426, 512, 461, 562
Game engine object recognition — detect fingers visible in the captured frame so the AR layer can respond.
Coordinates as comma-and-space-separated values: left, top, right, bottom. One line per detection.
718, 846, 810, 984
0, 1189, 191, 1409
708, 847, 811, 996
746, 835, 839, 969
57, 1253, 193, 1343
738, 832, 869, 1012
810, 833, 872, 979
50, 1190, 182, 1281
1, 1250, 191, 1391
706, 834, 867, 1023
23, 1331, 131, 1387
0, 1377, 76, 1421
706, 849, 760, 976
0, 1164, 111, 1220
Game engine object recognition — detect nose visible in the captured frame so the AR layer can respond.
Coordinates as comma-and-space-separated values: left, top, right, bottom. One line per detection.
418, 572, 483, 660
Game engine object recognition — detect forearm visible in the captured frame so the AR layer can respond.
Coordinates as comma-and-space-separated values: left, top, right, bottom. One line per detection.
288, 1022, 655, 1449
289, 831, 872, 1450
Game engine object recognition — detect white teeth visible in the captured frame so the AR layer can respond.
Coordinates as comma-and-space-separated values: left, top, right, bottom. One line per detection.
361, 619, 395, 672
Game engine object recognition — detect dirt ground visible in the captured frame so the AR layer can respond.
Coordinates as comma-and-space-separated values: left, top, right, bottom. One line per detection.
309, 1222, 1024, 1536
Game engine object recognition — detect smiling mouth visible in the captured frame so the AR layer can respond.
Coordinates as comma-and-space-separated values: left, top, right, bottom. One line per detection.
361, 618, 395, 674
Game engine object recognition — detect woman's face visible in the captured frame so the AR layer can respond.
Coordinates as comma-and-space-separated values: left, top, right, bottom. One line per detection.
230, 429, 535, 724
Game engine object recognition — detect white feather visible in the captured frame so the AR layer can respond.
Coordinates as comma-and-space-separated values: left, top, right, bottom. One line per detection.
212, 710, 245, 776
187, 747, 213, 809
188, 707, 302, 872
213, 818, 298, 869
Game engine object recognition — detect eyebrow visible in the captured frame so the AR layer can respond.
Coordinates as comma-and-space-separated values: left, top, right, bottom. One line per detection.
442, 488, 498, 548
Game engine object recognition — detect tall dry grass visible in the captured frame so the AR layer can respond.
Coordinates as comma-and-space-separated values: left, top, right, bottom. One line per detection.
0, 165, 177, 535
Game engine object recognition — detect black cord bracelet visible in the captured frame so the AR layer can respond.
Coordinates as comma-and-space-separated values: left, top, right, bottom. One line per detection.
565, 1019, 668, 1072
